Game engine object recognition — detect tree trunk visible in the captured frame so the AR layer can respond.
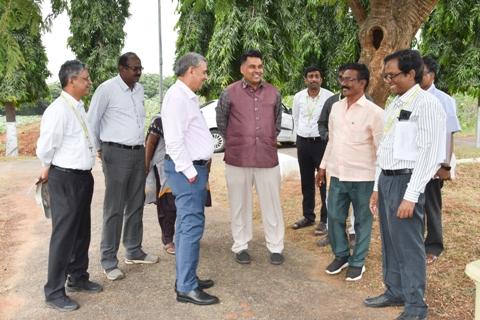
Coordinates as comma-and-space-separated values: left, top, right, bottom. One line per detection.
349, 0, 438, 107
4, 102, 18, 157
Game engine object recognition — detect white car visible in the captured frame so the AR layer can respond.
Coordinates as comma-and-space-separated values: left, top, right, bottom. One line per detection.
200, 99, 296, 153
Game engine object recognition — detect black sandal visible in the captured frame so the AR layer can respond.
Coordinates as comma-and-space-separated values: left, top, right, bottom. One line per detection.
292, 218, 314, 230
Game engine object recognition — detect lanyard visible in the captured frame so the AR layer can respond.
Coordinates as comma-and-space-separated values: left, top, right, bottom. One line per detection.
384, 87, 420, 134
61, 93, 95, 153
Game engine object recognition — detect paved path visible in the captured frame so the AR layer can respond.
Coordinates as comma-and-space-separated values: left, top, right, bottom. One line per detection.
0, 159, 399, 320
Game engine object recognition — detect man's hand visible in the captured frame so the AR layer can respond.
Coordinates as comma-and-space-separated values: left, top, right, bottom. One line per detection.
435, 167, 451, 180
369, 191, 378, 216
315, 168, 326, 187
188, 175, 198, 184
37, 167, 50, 184
397, 199, 415, 219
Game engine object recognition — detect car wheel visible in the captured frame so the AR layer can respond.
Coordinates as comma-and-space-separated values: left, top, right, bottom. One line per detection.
210, 129, 225, 153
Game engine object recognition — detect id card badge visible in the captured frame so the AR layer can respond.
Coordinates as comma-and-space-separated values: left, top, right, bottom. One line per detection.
393, 121, 418, 161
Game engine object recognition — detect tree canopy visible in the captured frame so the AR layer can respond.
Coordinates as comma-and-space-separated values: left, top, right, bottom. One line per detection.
0, 0, 49, 109
176, 0, 360, 99
176, 0, 445, 105
420, 0, 480, 97
50, 0, 130, 92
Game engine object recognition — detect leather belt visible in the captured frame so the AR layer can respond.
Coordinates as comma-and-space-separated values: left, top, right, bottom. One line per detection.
381, 169, 413, 176
103, 141, 143, 150
165, 154, 210, 166
51, 165, 91, 174
298, 135, 322, 142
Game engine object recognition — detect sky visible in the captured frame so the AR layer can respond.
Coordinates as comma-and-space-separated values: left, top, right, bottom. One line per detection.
41, 0, 179, 82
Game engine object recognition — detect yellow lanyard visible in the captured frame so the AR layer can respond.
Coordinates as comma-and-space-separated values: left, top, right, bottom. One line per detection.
61, 93, 94, 153
384, 87, 420, 134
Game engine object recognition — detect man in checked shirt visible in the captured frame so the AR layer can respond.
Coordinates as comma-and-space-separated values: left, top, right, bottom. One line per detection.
364, 49, 446, 320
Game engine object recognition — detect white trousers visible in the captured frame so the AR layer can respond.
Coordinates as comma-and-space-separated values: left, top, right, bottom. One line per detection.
225, 164, 285, 254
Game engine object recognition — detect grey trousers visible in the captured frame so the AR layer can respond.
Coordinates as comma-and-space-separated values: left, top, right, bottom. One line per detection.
100, 143, 146, 271
378, 173, 427, 317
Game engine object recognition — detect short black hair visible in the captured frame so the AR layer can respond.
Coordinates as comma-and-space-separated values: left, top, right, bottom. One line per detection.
118, 52, 139, 68
58, 60, 86, 88
339, 63, 370, 90
240, 50, 262, 65
303, 65, 322, 78
422, 55, 439, 76
384, 49, 424, 83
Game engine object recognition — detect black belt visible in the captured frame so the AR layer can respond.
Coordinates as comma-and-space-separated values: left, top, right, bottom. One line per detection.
103, 141, 143, 150
298, 135, 322, 143
382, 169, 413, 176
165, 154, 210, 166
51, 165, 91, 174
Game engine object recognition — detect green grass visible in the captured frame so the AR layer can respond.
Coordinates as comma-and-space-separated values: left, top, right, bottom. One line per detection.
0, 116, 41, 134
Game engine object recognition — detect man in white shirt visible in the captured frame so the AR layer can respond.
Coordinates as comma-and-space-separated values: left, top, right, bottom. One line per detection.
88, 52, 158, 281
37, 60, 102, 312
420, 56, 461, 264
365, 49, 446, 320
162, 52, 219, 305
291, 66, 333, 233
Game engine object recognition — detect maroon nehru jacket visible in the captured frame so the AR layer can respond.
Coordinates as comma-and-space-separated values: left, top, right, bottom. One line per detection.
216, 80, 282, 168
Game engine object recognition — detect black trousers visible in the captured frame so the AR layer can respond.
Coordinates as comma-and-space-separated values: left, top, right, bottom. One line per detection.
296, 136, 327, 223
424, 179, 444, 256
44, 166, 93, 301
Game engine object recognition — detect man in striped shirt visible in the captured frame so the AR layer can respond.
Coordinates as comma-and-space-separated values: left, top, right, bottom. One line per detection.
364, 49, 446, 320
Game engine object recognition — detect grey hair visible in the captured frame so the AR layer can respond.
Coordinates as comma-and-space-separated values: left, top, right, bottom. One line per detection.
174, 52, 206, 77
59, 60, 86, 88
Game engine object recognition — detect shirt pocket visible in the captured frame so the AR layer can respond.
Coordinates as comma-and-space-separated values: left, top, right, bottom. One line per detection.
348, 123, 370, 144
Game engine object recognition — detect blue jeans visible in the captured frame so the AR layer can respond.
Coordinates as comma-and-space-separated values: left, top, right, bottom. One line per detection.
164, 159, 208, 292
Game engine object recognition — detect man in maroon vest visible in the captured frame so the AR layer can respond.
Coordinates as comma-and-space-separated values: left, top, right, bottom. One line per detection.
216, 50, 285, 265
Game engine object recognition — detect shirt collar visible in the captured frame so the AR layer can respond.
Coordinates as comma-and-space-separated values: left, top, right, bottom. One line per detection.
176, 79, 197, 100
426, 83, 437, 94
115, 75, 138, 92
398, 83, 421, 103
61, 90, 84, 108
340, 94, 367, 109
241, 78, 265, 89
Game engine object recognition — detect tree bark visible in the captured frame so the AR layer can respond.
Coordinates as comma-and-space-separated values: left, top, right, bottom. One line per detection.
350, 0, 438, 107
4, 102, 18, 157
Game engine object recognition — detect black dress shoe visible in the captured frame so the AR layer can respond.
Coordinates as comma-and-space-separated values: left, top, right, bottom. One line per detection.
45, 296, 79, 312
197, 277, 214, 289
395, 312, 427, 320
176, 288, 220, 305
66, 279, 103, 293
364, 294, 404, 308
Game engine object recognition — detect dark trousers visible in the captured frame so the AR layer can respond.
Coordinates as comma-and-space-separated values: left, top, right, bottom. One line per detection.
100, 143, 146, 271
424, 179, 444, 256
153, 165, 177, 245
296, 136, 327, 223
44, 167, 93, 301
378, 173, 427, 317
327, 177, 373, 267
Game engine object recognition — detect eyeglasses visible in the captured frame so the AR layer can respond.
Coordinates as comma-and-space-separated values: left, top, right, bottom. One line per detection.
125, 65, 144, 72
75, 76, 91, 82
383, 71, 403, 81
338, 76, 358, 83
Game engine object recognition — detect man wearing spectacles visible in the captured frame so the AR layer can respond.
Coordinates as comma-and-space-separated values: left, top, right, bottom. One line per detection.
88, 52, 159, 282
365, 50, 446, 320
316, 63, 383, 282
291, 66, 333, 234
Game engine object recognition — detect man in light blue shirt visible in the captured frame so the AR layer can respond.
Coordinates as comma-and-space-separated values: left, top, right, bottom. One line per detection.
88, 52, 158, 281
420, 56, 461, 264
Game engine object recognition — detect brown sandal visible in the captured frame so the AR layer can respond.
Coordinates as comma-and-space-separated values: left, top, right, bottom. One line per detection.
165, 243, 175, 255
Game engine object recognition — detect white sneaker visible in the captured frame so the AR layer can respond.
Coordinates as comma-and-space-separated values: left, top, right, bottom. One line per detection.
104, 268, 125, 281
124, 253, 159, 265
